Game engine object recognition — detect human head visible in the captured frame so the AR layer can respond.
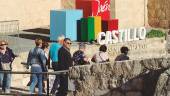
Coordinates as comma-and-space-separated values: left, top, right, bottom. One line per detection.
42, 41, 49, 50
99, 45, 107, 52
63, 38, 72, 49
79, 43, 86, 51
120, 46, 129, 55
57, 35, 65, 45
0, 40, 8, 50
35, 38, 43, 47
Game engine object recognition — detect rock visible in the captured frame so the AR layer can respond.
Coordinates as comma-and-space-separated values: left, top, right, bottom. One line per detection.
69, 66, 80, 79
133, 60, 143, 76
126, 92, 142, 96
154, 72, 169, 96
148, 0, 170, 28
159, 20, 169, 29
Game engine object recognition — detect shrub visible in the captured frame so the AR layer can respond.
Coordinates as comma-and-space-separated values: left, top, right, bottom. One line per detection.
146, 29, 165, 38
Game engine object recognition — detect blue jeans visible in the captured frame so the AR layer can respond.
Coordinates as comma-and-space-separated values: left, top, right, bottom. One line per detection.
30, 65, 43, 95
0, 73, 11, 92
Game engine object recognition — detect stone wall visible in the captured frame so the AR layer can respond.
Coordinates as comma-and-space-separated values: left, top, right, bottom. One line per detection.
68, 57, 170, 96
148, 0, 170, 28
10, 38, 165, 91
0, 0, 61, 29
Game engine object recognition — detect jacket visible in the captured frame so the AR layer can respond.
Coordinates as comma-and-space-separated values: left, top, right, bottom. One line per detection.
58, 47, 73, 70
27, 47, 47, 72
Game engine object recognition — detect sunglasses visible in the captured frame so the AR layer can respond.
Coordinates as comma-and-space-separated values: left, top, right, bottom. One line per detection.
66, 42, 72, 45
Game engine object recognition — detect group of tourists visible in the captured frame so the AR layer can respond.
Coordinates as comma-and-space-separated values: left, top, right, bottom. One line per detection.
0, 35, 130, 95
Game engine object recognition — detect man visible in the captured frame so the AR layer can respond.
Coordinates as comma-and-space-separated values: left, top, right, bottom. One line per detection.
27, 38, 47, 95
115, 46, 129, 61
73, 43, 90, 66
49, 35, 64, 94
57, 38, 73, 96
49, 35, 64, 71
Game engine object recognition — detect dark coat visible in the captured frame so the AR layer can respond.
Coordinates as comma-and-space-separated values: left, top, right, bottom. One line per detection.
115, 54, 129, 61
0, 47, 16, 70
58, 47, 73, 70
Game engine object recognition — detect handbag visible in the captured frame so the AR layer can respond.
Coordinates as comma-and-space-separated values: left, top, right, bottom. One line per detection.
1, 62, 11, 70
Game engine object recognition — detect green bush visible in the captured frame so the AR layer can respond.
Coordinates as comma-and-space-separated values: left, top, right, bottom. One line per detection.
146, 29, 165, 38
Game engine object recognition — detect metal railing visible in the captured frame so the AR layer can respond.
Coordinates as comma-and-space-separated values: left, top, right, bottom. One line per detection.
0, 70, 69, 96
0, 20, 19, 35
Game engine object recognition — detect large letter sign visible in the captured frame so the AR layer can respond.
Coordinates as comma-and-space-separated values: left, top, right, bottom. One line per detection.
97, 32, 106, 45
97, 27, 147, 45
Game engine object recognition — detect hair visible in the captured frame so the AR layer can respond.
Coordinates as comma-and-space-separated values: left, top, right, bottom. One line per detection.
64, 38, 71, 42
120, 46, 129, 54
35, 38, 43, 46
79, 43, 86, 49
99, 45, 107, 52
0, 40, 8, 45
57, 35, 65, 41
42, 41, 49, 50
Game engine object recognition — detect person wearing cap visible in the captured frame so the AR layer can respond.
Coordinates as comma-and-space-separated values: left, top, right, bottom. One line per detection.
73, 43, 90, 66
115, 46, 130, 61
0, 40, 16, 93
49, 35, 64, 94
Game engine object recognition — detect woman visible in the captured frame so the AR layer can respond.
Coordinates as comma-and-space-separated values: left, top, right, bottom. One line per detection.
41, 41, 49, 93
27, 38, 47, 95
115, 46, 129, 61
0, 40, 16, 93
91, 45, 109, 63
42, 41, 49, 60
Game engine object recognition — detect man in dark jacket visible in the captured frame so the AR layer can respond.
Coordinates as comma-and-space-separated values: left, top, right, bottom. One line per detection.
57, 38, 73, 96
115, 46, 129, 61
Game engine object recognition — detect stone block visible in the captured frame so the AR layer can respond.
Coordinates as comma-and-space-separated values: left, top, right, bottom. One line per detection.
159, 20, 169, 29
148, 18, 159, 27
114, 61, 124, 77
121, 60, 134, 78
142, 58, 158, 70
133, 60, 142, 76
90, 64, 102, 74
69, 66, 81, 79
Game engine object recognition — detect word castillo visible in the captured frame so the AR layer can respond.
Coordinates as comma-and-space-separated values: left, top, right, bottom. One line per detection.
97, 27, 147, 45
